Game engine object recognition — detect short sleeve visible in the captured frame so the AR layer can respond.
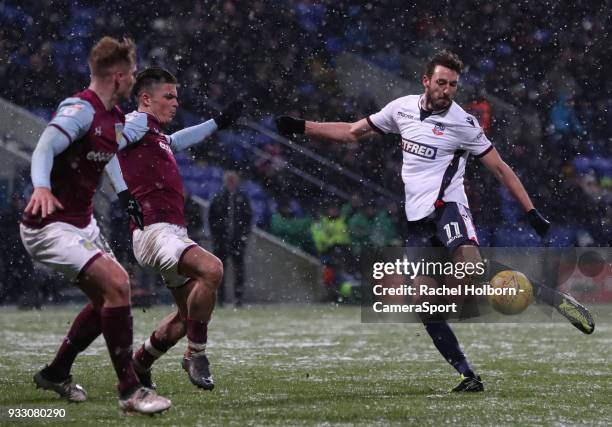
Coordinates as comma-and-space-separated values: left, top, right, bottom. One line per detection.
48, 98, 95, 143
460, 114, 493, 158
367, 99, 401, 135
122, 111, 149, 145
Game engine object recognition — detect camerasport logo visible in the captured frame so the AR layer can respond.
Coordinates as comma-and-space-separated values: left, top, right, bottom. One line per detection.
432, 122, 445, 136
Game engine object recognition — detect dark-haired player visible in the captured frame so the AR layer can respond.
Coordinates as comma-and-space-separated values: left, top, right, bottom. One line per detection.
20, 37, 171, 413
105, 67, 243, 390
275, 50, 594, 392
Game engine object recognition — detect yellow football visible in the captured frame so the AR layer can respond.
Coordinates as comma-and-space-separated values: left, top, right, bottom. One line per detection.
488, 270, 534, 315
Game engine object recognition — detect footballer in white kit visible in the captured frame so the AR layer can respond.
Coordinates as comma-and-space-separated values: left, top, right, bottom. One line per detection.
275, 50, 594, 392
367, 93, 491, 250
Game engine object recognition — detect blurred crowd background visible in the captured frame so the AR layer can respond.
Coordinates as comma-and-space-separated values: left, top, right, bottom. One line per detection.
1, 0, 610, 304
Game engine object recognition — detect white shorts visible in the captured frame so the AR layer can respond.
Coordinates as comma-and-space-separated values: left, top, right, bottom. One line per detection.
19, 218, 114, 280
132, 222, 197, 288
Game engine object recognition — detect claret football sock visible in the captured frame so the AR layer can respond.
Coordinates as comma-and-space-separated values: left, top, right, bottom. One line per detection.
134, 332, 174, 371
100, 306, 140, 394
46, 303, 102, 380
186, 318, 208, 356
423, 320, 476, 378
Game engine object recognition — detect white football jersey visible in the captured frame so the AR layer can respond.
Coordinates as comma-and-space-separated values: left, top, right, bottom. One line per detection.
368, 95, 493, 221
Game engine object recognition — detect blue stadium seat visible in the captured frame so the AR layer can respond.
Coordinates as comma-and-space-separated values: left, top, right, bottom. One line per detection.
546, 226, 576, 247
493, 226, 541, 247
183, 181, 201, 197
209, 166, 224, 181
251, 132, 275, 148
324, 36, 344, 55
241, 181, 271, 227
177, 109, 201, 127
186, 178, 221, 200
52, 41, 88, 74
218, 131, 250, 163
476, 226, 493, 247
179, 165, 198, 180
574, 156, 590, 174
368, 53, 402, 73
294, 2, 327, 33
69, 5, 96, 28
592, 157, 612, 177
0, 5, 32, 29
174, 153, 193, 168
498, 186, 522, 223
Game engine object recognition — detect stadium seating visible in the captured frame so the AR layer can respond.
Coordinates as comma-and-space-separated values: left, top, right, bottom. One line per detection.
0, 1, 608, 248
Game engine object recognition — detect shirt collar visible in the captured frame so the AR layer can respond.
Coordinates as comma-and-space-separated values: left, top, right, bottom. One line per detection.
419, 94, 451, 116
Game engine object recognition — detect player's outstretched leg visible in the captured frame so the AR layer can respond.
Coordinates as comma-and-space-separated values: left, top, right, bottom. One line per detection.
533, 283, 595, 334
422, 318, 484, 393
485, 259, 595, 334
130, 245, 222, 391
414, 276, 484, 392
33, 303, 101, 402
177, 246, 223, 390
79, 256, 171, 414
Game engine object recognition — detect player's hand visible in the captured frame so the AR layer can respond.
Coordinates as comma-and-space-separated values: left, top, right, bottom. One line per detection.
118, 190, 144, 230
214, 100, 244, 129
275, 116, 305, 136
25, 187, 64, 218
526, 209, 550, 237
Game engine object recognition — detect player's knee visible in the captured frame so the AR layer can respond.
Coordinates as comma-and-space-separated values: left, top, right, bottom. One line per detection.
195, 256, 223, 289
208, 257, 224, 286
104, 270, 131, 305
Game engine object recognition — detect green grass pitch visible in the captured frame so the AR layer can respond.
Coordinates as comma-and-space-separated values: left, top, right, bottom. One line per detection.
0, 305, 610, 426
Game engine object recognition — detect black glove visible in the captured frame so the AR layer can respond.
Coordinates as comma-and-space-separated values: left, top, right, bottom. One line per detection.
118, 190, 144, 230
275, 115, 305, 136
526, 208, 550, 238
214, 100, 244, 129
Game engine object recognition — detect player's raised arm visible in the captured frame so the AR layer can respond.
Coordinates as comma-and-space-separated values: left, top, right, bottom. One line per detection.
478, 148, 550, 236
275, 116, 378, 143
169, 100, 243, 152
26, 99, 95, 217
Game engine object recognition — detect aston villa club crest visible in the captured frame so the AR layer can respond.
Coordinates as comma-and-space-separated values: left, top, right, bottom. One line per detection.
432, 122, 445, 136
115, 122, 124, 143
79, 239, 96, 251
